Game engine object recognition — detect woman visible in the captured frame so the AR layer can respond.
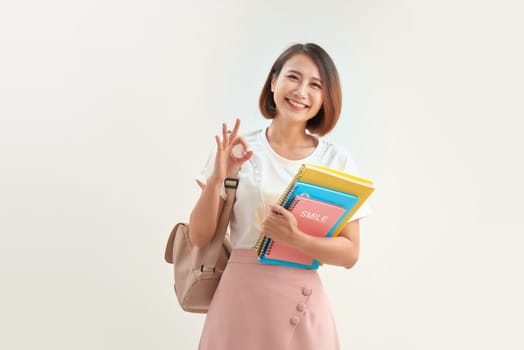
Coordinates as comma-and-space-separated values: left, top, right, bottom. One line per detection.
189, 43, 371, 350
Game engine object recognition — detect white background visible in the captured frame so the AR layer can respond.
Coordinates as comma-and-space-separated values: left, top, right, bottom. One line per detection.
1, 0, 523, 349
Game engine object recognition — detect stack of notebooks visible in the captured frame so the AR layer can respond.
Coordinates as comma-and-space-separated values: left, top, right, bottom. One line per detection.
256, 163, 375, 269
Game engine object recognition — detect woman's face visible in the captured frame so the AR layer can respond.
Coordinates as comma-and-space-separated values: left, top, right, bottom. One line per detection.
271, 53, 323, 124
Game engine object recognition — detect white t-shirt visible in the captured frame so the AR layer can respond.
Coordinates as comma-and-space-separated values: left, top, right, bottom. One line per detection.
197, 128, 372, 249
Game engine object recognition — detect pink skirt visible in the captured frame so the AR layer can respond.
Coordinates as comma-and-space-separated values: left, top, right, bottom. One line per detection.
198, 249, 340, 350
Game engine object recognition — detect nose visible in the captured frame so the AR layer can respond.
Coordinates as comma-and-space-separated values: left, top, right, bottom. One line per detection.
294, 82, 307, 99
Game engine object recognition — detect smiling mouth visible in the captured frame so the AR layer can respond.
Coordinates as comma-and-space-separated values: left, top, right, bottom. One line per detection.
286, 98, 309, 109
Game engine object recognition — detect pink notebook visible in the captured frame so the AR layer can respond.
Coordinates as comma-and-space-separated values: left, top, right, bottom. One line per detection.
262, 195, 346, 268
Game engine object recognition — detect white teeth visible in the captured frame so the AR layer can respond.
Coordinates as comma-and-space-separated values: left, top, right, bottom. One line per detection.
288, 99, 307, 108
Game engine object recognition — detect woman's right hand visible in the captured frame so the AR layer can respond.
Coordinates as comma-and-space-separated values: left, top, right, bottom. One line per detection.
209, 118, 253, 184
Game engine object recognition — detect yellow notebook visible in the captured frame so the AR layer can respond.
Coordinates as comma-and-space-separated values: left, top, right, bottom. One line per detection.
256, 163, 375, 257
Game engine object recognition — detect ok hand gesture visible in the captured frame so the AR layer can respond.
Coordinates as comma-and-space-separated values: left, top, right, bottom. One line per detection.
210, 118, 253, 183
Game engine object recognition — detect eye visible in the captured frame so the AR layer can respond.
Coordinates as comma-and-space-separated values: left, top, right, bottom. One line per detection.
287, 74, 299, 81
311, 83, 322, 89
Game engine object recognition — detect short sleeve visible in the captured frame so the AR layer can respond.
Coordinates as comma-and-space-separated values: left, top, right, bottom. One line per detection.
196, 145, 228, 200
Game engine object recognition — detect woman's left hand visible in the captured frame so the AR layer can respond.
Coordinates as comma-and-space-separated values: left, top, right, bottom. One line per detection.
261, 204, 301, 246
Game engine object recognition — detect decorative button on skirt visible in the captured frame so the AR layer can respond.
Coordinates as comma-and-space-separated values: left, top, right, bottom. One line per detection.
198, 249, 340, 350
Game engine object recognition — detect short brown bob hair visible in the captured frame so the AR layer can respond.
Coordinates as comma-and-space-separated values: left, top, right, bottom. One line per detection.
259, 43, 342, 136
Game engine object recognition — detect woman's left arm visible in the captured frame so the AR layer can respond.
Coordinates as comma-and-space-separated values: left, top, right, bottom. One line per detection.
262, 204, 360, 268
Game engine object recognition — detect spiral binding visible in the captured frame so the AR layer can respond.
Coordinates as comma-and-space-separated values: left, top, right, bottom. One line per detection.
265, 241, 274, 256
278, 164, 306, 207
262, 237, 272, 256
286, 196, 300, 211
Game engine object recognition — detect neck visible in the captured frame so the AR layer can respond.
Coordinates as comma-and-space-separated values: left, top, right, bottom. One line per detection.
265, 120, 318, 160
266, 120, 314, 148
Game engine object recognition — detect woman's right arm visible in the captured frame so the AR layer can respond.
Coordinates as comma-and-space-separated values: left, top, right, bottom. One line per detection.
188, 177, 225, 247
188, 118, 252, 247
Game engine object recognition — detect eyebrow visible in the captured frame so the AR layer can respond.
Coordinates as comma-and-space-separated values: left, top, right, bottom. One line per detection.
286, 69, 323, 83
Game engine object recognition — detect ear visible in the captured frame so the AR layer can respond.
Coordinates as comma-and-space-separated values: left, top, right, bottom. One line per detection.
270, 73, 277, 92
